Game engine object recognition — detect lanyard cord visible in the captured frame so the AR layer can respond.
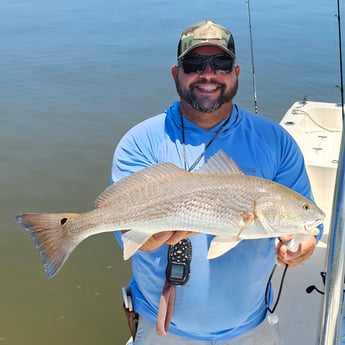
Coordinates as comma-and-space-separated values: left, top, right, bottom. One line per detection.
265, 263, 288, 314
180, 112, 231, 172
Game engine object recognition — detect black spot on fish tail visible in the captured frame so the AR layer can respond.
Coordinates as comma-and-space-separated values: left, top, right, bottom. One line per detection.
14, 212, 80, 278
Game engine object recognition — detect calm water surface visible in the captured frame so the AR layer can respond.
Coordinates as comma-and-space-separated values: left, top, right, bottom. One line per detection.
0, 0, 340, 343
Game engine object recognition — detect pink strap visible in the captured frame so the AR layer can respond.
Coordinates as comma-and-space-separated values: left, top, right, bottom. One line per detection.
156, 280, 175, 336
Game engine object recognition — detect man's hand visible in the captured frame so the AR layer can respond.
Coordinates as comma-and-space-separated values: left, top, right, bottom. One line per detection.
276, 235, 317, 267
138, 231, 196, 252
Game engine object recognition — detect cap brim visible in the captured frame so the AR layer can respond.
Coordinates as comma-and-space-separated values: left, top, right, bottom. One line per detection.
178, 42, 235, 59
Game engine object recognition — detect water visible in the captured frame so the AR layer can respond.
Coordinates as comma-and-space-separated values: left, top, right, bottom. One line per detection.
0, 0, 340, 343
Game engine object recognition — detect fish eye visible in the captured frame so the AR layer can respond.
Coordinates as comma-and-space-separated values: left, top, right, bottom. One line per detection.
303, 203, 311, 211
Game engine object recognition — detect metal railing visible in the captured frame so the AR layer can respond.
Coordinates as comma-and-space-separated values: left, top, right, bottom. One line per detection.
317, 112, 345, 343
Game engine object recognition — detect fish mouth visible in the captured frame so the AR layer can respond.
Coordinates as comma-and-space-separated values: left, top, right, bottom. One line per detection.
305, 219, 324, 231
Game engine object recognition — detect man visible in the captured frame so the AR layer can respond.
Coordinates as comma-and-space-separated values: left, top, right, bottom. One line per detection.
111, 20, 321, 344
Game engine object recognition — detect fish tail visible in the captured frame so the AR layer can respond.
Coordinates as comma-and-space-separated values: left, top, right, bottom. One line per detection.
14, 212, 80, 278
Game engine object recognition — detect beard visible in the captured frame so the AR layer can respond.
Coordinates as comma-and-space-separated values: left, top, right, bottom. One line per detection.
175, 75, 238, 113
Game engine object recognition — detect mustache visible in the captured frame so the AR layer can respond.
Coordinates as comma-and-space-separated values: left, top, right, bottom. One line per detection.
190, 78, 226, 89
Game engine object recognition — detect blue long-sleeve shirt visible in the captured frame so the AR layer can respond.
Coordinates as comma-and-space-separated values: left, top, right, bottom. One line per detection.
111, 101, 319, 341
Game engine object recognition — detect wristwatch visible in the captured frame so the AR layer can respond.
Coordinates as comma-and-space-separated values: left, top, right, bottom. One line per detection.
165, 238, 192, 286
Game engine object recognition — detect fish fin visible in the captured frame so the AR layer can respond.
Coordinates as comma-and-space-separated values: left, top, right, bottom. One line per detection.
122, 231, 153, 260
257, 216, 276, 234
207, 236, 241, 259
14, 213, 80, 278
195, 150, 243, 175
252, 193, 277, 235
239, 219, 275, 239
95, 163, 187, 208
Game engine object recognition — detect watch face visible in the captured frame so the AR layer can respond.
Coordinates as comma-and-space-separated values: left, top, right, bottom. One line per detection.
170, 263, 185, 279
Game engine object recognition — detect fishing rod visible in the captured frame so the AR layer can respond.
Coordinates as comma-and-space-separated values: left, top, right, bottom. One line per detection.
337, 0, 345, 119
246, 0, 258, 114
317, 0, 345, 343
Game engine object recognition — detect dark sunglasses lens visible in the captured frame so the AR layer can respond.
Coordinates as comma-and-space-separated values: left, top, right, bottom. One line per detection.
181, 55, 234, 74
211, 56, 234, 73
181, 57, 205, 74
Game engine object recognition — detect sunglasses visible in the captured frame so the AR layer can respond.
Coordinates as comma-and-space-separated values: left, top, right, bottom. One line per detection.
178, 54, 235, 74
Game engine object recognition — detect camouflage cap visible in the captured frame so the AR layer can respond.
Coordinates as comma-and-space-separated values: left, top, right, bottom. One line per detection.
177, 20, 236, 59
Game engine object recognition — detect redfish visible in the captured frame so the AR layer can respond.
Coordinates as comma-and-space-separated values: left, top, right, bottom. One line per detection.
15, 151, 324, 278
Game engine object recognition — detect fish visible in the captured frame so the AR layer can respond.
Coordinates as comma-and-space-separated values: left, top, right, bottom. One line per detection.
14, 151, 324, 278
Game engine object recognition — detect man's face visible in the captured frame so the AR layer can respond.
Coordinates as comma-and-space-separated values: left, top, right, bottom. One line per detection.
172, 46, 240, 113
